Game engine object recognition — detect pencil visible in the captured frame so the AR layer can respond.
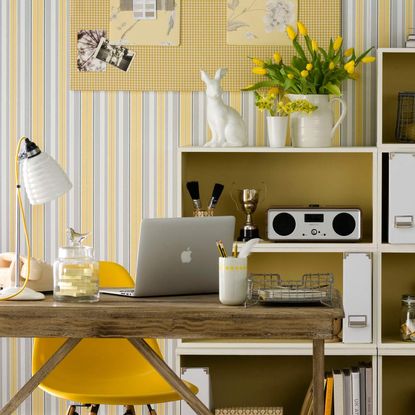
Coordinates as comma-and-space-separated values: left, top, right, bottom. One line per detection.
233, 243, 238, 258
219, 240, 227, 257
216, 240, 226, 257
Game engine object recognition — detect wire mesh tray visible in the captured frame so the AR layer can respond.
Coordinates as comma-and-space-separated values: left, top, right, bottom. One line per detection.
247, 273, 336, 307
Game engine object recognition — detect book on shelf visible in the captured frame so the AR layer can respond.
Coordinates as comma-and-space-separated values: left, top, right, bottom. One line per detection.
362, 362, 373, 415
324, 372, 334, 415
333, 369, 344, 415
358, 365, 366, 415
300, 381, 313, 415
351, 367, 361, 415
342, 369, 352, 415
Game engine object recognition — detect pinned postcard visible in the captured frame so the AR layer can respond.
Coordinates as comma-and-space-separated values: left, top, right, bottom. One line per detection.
227, 0, 298, 45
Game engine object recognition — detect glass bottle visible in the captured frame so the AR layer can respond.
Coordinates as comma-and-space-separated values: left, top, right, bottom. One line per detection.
400, 294, 415, 341
53, 231, 99, 302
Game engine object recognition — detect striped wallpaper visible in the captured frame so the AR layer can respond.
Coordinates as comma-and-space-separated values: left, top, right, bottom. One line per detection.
0, 0, 414, 414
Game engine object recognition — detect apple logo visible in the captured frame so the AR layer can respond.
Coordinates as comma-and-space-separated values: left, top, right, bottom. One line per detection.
180, 247, 192, 264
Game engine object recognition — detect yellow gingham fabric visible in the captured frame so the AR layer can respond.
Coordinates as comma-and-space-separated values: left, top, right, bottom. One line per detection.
70, 0, 341, 91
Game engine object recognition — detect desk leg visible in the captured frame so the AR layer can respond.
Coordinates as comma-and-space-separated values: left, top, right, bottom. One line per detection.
312, 339, 325, 415
129, 338, 212, 415
0, 338, 81, 415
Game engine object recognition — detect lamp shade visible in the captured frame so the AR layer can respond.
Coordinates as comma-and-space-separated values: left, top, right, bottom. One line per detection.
22, 152, 72, 205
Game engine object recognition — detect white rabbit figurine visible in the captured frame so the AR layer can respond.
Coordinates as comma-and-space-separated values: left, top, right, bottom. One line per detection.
201, 68, 248, 147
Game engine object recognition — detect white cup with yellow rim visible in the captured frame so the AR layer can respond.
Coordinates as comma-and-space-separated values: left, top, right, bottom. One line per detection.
219, 257, 248, 306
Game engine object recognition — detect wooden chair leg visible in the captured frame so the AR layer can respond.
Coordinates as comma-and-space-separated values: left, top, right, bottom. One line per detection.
123, 405, 136, 415
146, 404, 157, 415
66, 405, 79, 415
88, 404, 100, 414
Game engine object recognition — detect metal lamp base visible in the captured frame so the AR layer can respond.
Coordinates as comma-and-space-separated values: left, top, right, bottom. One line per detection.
0, 286, 45, 301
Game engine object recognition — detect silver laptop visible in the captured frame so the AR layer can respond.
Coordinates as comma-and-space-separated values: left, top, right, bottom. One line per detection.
101, 216, 235, 297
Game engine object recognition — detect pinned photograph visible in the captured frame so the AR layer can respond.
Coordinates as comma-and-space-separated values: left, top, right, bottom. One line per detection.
93, 37, 135, 72
77, 30, 107, 72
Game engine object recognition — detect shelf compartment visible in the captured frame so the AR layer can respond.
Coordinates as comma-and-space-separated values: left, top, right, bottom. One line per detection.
381, 253, 415, 342
378, 49, 415, 145
379, 338, 415, 356
381, 356, 415, 414
180, 355, 373, 415
181, 152, 374, 243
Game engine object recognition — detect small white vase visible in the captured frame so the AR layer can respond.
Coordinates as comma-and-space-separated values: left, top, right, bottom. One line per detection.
286, 94, 347, 148
266, 116, 288, 147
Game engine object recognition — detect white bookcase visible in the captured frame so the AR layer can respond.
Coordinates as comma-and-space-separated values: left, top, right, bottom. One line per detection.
174, 48, 415, 414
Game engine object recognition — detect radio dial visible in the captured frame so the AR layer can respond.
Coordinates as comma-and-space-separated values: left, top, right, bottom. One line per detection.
273, 213, 296, 236
332, 212, 356, 236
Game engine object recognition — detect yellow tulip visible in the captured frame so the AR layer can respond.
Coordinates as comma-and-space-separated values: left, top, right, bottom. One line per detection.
329, 61, 335, 70
268, 87, 279, 96
344, 48, 354, 57
252, 67, 267, 75
344, 60, 355, 74
297, 21, 308, 36
362, 56, 376, 63
287, 73, 294, 79
306, 63, 313, 71
286, 25, 297, 41
273, 52, 282, 64
349, 71, 360, 80
252, 58, 264, 67
301, 70, 309, 78
311, 40, 318, 51
333, 36, 343, 51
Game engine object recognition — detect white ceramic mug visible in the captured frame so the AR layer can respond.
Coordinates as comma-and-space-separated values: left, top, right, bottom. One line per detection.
219, 257, 248, 306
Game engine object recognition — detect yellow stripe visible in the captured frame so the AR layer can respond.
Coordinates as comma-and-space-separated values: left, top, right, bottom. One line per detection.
180, 92, 192, 146
8, 0, 17, 251
354, 0, 364, 146
255, 109, 265, 147
406, 0, 413, 37
81, 92, 94, 245
31, 0, 44, 260
378, 0, 390, 48
108, 92, 117, 261
10, 339, 17, 405
230, 92, 241, 113
157, 93, 165, 218
58, 0, 67, 248
130, 92, 142, 280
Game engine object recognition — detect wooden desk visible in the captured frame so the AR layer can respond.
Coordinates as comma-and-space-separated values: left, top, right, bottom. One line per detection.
0, 294, 343, 415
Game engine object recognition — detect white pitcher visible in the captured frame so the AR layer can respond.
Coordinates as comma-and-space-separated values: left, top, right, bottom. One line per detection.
286, 94, 347, 147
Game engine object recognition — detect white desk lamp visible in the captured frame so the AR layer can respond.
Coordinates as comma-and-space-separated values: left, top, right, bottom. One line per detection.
0, 137, 72, 301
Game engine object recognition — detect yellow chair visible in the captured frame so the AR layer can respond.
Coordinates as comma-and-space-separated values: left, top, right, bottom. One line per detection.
32, 261, 198, 415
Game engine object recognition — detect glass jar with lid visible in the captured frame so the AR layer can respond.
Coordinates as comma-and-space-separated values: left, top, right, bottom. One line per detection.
53, 243, 99, 303
400, 294, 415, 341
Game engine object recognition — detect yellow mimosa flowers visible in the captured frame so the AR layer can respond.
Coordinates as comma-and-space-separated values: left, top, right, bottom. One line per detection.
273, 52, 282, 64
301, 70, 309, 78
268, 87, 279, 96
306, 63, 313, 71
252, 58, 264, 67
361, 56, 376, 63
344, 48, 354, 57
286, 25, 297, 40
311, 40, 318, 51
344, 60, 355, 74
287, 73, 294, 79
329, 61, 335, 70
252, 67, 267, 75
333, 36, 343, 51
297, 21, 308, 36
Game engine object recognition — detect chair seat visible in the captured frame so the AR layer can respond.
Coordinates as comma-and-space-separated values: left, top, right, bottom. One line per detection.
33, 338, 198, 405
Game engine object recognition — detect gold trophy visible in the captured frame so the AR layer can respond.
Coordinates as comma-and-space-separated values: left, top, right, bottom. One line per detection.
231, 183, 266, 242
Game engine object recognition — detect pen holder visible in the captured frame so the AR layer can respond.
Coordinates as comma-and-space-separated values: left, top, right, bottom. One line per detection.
219, 257, 248, 306
193, 209, 214, 217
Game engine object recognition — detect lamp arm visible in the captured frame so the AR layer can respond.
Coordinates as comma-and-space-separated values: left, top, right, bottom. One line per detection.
0, 137, 32, 300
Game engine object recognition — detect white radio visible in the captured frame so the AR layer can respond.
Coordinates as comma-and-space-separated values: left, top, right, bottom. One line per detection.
267, 205, 361, 241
